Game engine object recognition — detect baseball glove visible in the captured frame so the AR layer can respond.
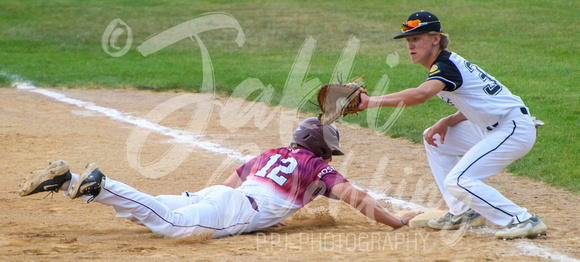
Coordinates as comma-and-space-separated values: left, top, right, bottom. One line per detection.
317, 74, 367, 125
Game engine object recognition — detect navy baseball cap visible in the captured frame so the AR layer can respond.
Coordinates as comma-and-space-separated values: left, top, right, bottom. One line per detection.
394, 11, 441, 39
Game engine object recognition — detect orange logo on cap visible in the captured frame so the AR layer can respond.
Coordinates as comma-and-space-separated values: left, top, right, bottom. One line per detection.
407, 20, 421, 28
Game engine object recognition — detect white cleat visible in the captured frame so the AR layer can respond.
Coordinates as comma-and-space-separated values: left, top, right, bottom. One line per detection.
495, 214, 547, 240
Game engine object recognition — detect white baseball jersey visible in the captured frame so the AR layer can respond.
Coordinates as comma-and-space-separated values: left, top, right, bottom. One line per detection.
427, 50, 527, 129
423, 50, 537, 226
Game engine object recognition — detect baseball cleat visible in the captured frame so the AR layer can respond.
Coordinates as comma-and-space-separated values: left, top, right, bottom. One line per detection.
68, 163, 106, 202
19, 160, 72, 197
495, 214, 547, 240
428, 208, 486, 230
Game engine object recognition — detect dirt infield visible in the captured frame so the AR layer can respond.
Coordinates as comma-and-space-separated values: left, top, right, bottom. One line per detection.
1, 87, 579, 261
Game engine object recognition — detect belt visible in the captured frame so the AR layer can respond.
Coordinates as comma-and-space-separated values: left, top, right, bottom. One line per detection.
247, 196, 259, 212
486, 107, 528, 131
486, 122, 499, 131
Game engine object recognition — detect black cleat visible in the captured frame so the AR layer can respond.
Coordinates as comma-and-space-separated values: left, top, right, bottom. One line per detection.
68, 163, 106, 202
19, 160, 72, 197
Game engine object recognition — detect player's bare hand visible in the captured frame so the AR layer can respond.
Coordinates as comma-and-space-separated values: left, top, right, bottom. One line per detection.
358, 92, 370, 111
423, 117, 450, 147
401, 211, 424, 225
392, 211, 424, 230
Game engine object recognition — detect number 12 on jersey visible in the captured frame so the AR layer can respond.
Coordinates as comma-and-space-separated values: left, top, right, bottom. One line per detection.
254, 154, 298, 186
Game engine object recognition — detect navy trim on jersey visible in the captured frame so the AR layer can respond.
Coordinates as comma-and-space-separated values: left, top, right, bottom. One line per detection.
455, 120, 518, 219
426, 76, 456, 90
104, 188, 251, 232
427, 50, 463, 92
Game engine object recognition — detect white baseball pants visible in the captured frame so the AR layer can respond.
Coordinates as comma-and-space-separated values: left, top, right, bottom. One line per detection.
70, 177, 260, 239
423, 107, 536, 226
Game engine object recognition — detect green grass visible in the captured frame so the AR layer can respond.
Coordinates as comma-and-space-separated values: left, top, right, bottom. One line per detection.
1, 0, 578, 193
0, 75, 9, 87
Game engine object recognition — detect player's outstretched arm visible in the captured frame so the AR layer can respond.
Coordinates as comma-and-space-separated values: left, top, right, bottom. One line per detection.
330, 181, 423, 229
359, 80, 445, 110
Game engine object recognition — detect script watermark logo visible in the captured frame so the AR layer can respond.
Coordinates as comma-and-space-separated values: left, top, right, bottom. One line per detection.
101, 12, 404, 179
102, 18, 132, 57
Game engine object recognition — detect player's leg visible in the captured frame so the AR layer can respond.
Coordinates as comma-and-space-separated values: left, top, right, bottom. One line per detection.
443, 115, 546, 238
423, 120, 484, 216
109, 185, 259, 238
168, 185, 260, 239
17, 160, 195, 209
19, 161, 258, 238
66, 164, 194, 237
68, 163, 258, 239
113, 193, 199, 225
444, 118, 533, 225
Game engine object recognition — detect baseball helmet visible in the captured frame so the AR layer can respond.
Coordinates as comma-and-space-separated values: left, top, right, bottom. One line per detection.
291, 117, 345, 159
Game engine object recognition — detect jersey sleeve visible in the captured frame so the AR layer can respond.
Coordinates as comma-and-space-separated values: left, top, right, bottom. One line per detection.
426, 58, 463, 92
236, 156, 258, 181
315, 164, 348, 199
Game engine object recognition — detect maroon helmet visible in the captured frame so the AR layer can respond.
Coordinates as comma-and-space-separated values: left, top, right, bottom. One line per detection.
291, 117, 345, 159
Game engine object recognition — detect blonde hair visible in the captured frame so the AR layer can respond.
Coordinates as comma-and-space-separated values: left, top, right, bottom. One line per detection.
429, 32, 449, 50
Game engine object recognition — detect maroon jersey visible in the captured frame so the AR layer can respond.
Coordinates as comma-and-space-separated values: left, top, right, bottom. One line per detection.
236, 147, 348, 228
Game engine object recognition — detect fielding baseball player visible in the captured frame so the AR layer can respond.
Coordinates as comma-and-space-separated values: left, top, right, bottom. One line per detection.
19, 117, 421, 239
358, 11, 546, 239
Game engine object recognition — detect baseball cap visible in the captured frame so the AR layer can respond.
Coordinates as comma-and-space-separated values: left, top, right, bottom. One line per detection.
393, 11, 441, 39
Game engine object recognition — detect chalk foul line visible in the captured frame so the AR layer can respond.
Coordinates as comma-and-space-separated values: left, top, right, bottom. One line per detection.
15, 81, 254, 162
